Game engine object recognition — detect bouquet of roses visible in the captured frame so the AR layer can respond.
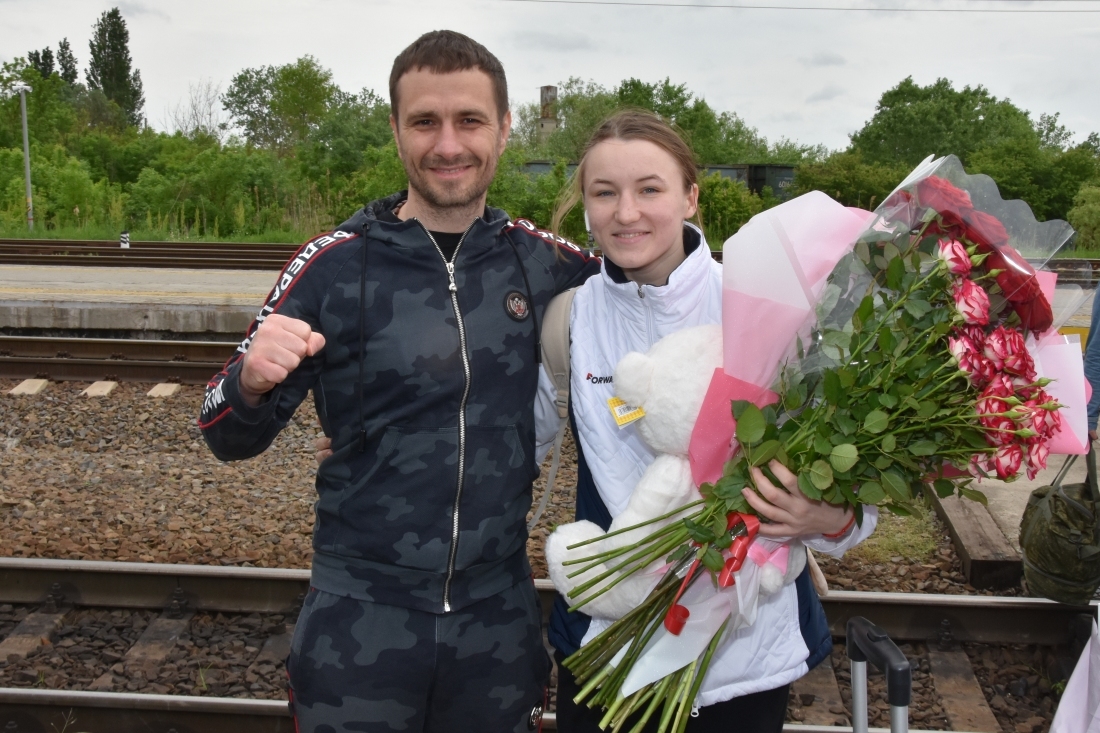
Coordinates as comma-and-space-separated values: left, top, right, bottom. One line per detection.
554, 155, 1087, 733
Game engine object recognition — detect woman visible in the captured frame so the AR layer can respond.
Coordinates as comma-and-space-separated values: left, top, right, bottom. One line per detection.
541, 110, 877, 733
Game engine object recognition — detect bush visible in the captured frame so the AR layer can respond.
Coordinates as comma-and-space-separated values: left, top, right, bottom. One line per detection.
697, 172, 764, 247
1068, 185, 1100, 252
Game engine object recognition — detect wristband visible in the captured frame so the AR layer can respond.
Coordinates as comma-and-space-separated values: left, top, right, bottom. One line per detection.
821, 512, 856, 539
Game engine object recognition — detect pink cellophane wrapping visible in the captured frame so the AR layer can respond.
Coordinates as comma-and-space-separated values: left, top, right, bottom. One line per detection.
689, 193, 874, 486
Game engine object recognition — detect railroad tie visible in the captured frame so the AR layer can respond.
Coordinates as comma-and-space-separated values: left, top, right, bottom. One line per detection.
244, 623, 295, 683
146, 383, 181, 397
790, 657, 847, 726
928, 649, 1002, 732
81, 381, 118, 397
0, 610, 66, 660
7, 379, 49, 396
87, 609, 194, 691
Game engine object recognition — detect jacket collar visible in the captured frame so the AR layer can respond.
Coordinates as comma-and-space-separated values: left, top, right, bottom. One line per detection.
340, 191, 511, 250
599, 224, 716, 317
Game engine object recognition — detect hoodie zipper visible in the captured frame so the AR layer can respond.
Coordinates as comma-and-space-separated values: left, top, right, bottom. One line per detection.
637, 281, 658, 346
414, 218, 477, 613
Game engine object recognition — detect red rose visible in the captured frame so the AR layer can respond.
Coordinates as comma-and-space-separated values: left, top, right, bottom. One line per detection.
937, 239, 972, 276
1010, 296, 1054, 334
883, 190, 921, 230
917, 176, 973, 217
952, 279, 990, 326
961, 209, 1010, 251
993, 444, 1023, 479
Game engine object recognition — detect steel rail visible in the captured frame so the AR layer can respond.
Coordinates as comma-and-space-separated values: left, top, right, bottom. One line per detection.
0, 336, 237, 385
0, 558, 1094, 645
0, 336, 237, 362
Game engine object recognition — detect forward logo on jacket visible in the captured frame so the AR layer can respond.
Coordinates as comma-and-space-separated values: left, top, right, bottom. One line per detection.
586, 373, 613, 384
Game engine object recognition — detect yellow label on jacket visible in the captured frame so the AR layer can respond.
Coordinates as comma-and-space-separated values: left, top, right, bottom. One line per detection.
607, 397, 645, 429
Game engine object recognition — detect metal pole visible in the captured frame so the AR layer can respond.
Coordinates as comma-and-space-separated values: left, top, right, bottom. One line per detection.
15, 83, 34, 231
851, 659, 868, 733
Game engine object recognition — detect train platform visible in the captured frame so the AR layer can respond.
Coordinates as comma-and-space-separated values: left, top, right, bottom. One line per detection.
0, 264, 274, 336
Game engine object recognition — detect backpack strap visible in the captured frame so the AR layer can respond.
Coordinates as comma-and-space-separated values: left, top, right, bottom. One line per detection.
528, 287, 577, 531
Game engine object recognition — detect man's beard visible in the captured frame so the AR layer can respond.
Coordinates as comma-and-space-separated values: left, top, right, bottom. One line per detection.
404, 152, 499, 210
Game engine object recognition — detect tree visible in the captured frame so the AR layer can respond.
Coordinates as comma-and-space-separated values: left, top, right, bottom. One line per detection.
849, 77, 1035, 167
1068, 185, 1100, 251
223, 56, 338, 153
791, 150, 908, 210
86, 7, 145, 126
57, 39, 78, 85
27, 48, 55, 78
167, 79, 226, 140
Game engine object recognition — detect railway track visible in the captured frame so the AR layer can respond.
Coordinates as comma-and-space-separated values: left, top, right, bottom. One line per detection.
0, 239, 298, 271
0, 558, 1093, 732
0, 336, 236, 385
2, 237, 1099, 283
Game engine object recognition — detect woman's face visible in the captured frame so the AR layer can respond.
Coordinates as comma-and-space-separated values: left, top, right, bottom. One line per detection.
582, 138, 699, 285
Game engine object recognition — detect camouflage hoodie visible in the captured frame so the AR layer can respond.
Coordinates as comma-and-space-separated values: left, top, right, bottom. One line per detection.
200, 191, 599, 614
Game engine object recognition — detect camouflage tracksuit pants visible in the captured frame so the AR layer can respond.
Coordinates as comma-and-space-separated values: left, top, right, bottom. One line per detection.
287, 579, 551, 733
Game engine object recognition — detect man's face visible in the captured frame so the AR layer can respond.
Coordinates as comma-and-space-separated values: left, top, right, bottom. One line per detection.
391, 68, 511, 211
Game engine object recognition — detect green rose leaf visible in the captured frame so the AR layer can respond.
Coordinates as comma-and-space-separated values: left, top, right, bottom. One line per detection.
751, 440, 781, 466
909, 439, 938, 456
886, 256, 906, 290
933, 478, 955, 498
735, 403, 766, 445
797, 472, 823, 500
903, 299, 932, 318
881, 470, 909, 502
731, 400, 752, 420
830, 443, 859, 473
814, 434, 833, 455
702, 546, 725, 573
958, 485, 989, 506
810, 460, 834, 491
715, 474, 749, 500
864, 410, 889, 434
877, 393, 898, 409
823, 370, 843, 404
881, 433, 897, 452
684, 518, 715, 544
874, 455, 893, 470
857, 481, 886, 504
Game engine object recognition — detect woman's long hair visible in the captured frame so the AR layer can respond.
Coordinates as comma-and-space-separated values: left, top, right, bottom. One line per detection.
551, 109, 702, 237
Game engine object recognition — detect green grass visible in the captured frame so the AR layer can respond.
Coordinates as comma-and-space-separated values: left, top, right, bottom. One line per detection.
848, 507, 940, 564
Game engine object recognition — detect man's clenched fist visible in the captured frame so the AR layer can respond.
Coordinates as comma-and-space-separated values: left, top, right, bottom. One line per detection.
239, 314, 325, 406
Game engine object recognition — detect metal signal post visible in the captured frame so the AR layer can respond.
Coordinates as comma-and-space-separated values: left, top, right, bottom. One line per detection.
13, 82, 33, 231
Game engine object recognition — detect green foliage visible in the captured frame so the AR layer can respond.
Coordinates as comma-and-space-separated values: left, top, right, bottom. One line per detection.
791, 151, 908, 210
57, 39, 78, 85
697, 173, 764, 247
1069, 185, 1100, 251
849, 77, 1035, 168
513, 76, 824, 166
224, 56, 339, 152
969, 137, 1099, 222
27, 48, 55, 79
86, 7, 144, 126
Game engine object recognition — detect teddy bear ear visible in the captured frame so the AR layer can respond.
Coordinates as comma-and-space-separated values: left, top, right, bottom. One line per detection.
614, 351, 653, 407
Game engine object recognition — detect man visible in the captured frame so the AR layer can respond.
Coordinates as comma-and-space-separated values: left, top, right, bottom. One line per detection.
200, 30, 598, 732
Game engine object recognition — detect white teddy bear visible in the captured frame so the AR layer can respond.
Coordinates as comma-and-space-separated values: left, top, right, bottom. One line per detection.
546, 324, 807, 621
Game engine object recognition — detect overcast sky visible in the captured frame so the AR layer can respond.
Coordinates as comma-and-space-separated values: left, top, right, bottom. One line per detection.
1, 0, 1097, 151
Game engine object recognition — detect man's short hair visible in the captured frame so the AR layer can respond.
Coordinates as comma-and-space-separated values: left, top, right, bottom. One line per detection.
389, 30, 509, 121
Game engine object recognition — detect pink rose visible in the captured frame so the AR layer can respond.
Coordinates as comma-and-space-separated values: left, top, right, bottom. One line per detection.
982, 374, 1015, 400
948, 335, 976, 363
983, 326, 1031, 378
993, 444, 1023, 479
969, 453, 993, 479
937, 239, 972, 277
1026, 442, 1049, 480
952, 279, 990, 326
956, 324, 987, 348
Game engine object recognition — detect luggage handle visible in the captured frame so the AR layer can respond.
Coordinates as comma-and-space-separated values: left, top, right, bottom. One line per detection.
847, 616, 911, 733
